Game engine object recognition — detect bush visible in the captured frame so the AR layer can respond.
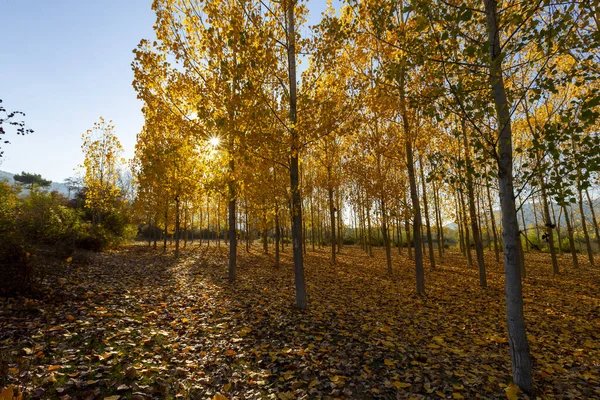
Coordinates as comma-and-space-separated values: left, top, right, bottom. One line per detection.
343, 237, 356, 245
0, 234, 30, 296
17, 190, 84, 245
76, 226, 111, 251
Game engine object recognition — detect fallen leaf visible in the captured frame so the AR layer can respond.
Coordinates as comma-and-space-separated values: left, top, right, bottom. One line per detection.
505, 383, 520, 400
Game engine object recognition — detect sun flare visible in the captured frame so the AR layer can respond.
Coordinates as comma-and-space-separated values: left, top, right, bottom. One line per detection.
209, 136, 220, 147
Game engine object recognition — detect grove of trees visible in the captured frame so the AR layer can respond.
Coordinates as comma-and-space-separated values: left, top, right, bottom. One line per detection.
126, 0, 600, 394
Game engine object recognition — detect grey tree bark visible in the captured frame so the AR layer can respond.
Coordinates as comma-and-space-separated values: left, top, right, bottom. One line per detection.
484, 0, 533, 392
286, 0, 306, 309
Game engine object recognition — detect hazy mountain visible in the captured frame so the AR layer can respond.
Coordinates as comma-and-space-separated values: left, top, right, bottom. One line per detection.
0, 169, 70, 197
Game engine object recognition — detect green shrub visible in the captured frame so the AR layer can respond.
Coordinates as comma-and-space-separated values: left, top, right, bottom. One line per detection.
76, 227, 111, 251
17, 190, 84, 245
343, 237, 356, 245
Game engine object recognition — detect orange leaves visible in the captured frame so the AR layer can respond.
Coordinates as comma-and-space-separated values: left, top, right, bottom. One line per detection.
393, 381, 411, 389
505, 383, 520, 400
225, 349, 235, 357
2, 245, 600, 398
0, 387, 21, 400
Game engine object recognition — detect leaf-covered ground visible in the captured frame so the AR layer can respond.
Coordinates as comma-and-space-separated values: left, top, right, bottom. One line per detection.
1, 244, 599, 399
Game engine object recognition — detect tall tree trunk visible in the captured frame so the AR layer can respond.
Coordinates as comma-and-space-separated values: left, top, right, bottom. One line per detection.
381, 198, 393, 274
318, 198, 323, 249
287, 0, 306, 309
577, 185, 594, 266
397, 215, 403, 255
376, 154, 392, 273
366, 197, 373, 257
190, 212, 194, 243
328, 166, 336, 264
540, 173, 559, 274
462, 121, 486, 286
183, 206, 188, 249
486, 183, 500, 263
459, 190, 473, 267
532, 196, 541, 247
520, 202, 529, 252
563, 203, 579, 268
207, 197, 211, 248
217, 198, 221, 249
484, 0, 533, 392
263, 211, 268, 254
153, 215, 158, 250
553, 204, 563, 255
275, 204, 280, 268
228, 137, 237, 281
400, 66, 424, 294
245, 200, 250, 253
432, 180, 443, 260
456, 195, 466, 255
163, 203, 168, 253
404, 207, 412, 260
419, 155, 436, 270
482, 195, 492, 250
337, 189, 343, 253
310, 194, 316, 251
585, 188, 600, 251
175, 195, 180, 258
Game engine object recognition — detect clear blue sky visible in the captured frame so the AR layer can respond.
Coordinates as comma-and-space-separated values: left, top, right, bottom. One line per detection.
0, 0, 337, 182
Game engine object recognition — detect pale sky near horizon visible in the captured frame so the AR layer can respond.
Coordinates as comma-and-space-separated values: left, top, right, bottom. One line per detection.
0, 0, 337, 182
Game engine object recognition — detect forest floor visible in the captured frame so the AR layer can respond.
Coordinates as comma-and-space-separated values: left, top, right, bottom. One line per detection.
1, 243, 599, 400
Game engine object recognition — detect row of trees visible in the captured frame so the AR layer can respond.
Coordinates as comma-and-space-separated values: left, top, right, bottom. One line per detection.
130, 0, 600, 393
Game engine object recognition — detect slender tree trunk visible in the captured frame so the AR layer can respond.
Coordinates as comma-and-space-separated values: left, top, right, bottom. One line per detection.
578, 185, 594, 266
228, 137, 237, 281
287, 0, 306, 309
337, 189, 343, 253
553, 204, 563, 255
540, 173, 559, 274
397, 215, 403, 255
563, 203, 579, 268
482, 195, 492, 250
217, 198, 221, 248
404, 207, 412, 260
462, 122, 486, 286
163, 203, 168, 253
485, 0, 533, 392
275, 204, 280, 268
585, 188, 600, 251
381, 198, 393, 274
419, 155, 436, 270
318, 198, 323, 249
459, 190, 473, 267
175, 195, 180, 258
328, 167, 336, 264
311, 194, 316, 251
531, 196, 541, 247
457, 195, 466, 255
207, 197, 211, 248
366, 197, 373, 257
190, 212, 194, 243
432, 180, 443, 260
153, 215, 158, 250
487, 182, 500, 263
183, 206, 188, 249
263, 211, 268, 254
245, 200, 250, 253
400, 66, 424, 294
520, 202, 529, 252
303, 213, 307, 255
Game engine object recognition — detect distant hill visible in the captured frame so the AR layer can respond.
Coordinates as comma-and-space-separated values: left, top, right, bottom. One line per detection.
0, 169, 70, 197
